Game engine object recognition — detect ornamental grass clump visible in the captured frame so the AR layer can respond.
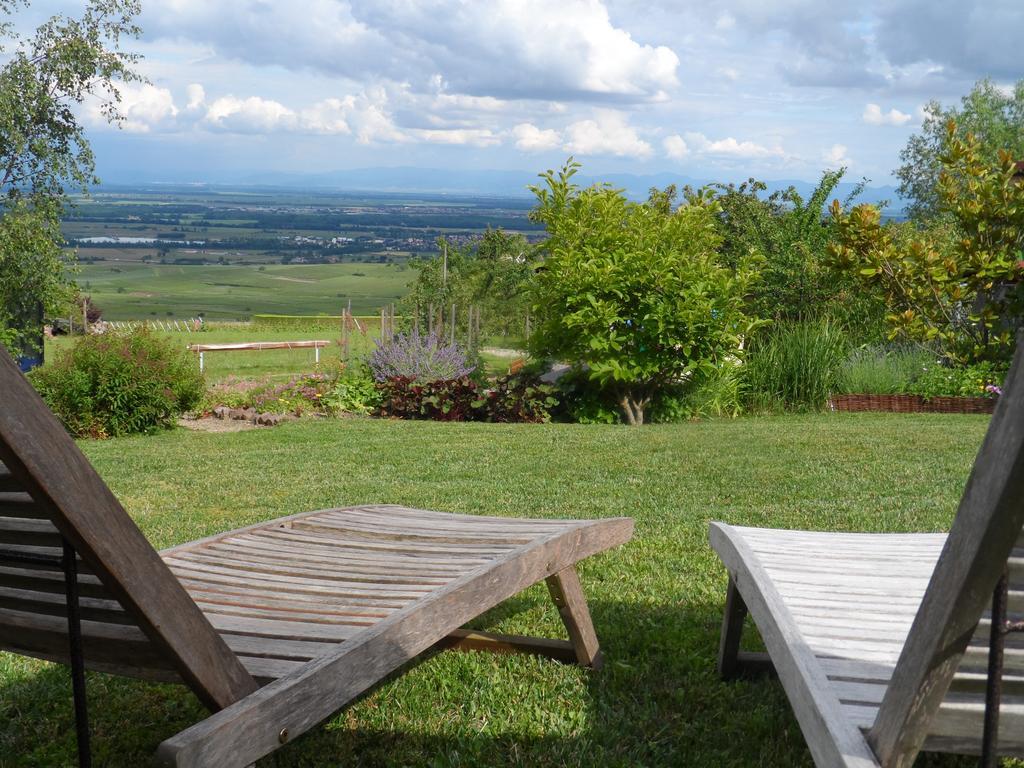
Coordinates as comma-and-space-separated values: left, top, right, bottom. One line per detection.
744, 319, 848, 412
368, 329, 475, 383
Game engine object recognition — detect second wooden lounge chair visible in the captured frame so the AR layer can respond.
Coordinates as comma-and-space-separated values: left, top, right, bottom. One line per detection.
0, 344, 634, 766
710, 341, 1024, 767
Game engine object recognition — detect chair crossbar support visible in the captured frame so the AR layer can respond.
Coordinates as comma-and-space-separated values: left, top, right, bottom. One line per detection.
0, 539, 91, 767
981, 568, 1024, 768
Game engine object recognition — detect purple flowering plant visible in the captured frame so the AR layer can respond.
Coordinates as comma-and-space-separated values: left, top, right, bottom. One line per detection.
369, 329, 475, 383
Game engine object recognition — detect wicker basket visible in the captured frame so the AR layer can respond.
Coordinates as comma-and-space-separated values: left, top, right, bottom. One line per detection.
829, 394, 995, 414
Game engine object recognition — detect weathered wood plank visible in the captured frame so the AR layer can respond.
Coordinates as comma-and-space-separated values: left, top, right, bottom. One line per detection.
0, 492, 49, 520
0, 467, 24, 492
173, 550, 452, 585
0, 517, 62, 547
198, 539, 470, 574
435, 628, 577, 664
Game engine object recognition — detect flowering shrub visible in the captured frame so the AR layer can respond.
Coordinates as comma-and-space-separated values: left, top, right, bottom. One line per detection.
29, 328, 204, 437
369, 330, 475, 383
909, 361, 1007, 400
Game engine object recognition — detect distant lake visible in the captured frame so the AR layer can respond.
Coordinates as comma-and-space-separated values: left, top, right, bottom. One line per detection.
77, 236, 206, 244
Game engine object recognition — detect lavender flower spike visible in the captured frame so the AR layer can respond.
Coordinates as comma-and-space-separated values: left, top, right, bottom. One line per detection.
369, 328, 475, 383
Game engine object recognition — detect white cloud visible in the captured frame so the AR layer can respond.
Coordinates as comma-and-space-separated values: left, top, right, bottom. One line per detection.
715, 12, 736, 31
663, 134, 689, 159
203, 95, 297, 133
862, 103, 913, 126
410, 128, 502, 147
95, 83, 179, 133
822, 143, 852, 167
299, 98, 352, 135
563, 110, 652, 158
185, 83, 205, 111
683, 132, 786, 159
717, 66, 740, 81
513, 123, 562, 152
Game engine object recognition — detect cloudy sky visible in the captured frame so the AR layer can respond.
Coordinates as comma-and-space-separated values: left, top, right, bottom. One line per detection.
43, 0, 1024, 184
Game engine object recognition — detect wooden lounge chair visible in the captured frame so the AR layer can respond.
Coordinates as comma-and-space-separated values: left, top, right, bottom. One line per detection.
710, 342, 1024, 767
0, 344, 633, 767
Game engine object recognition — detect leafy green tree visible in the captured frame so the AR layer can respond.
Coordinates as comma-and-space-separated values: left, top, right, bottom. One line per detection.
705, 170, 884, 338
832, 121, 1024, 365
897, 78, 1024, 222
404, 227, 534, 341
528, 160, 761, 426
0, 0, 141, 354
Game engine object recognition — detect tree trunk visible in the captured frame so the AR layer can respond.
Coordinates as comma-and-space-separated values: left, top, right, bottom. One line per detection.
618, 394, 648, 426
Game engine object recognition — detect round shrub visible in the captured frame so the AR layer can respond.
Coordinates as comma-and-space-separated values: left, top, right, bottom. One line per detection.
29, 329, 204, 437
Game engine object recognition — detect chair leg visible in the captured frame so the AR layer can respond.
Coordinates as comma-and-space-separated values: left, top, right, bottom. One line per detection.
546, 566, 603, 669
718, 576, 749, 681
718, 576, 774, 681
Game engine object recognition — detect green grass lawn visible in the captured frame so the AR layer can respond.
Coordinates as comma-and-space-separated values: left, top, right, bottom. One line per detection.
76, 262, 413, 320
0, 414, 989, 767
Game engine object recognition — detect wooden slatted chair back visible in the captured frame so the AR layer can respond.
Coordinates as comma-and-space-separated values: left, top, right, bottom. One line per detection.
0, 344, 256, 710
868, 341, 1024, 766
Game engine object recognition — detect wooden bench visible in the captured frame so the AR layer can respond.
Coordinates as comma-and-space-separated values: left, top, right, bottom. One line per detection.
710, 341, 1024, 767
0, 344, 633, 766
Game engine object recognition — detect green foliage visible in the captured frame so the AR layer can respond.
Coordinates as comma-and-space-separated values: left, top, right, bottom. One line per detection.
528, 159, 761, 425
201, 375, 269, 411
0, 0, 142, 353
909, 360, 1006, 400
322, 365, 382, 415
554, 364, 742, 424
473, 374, 558, 423
0, 197, 67, 354
249, 373, 331, 415
377, 376, 480, 421
662, 364, 743, 421
377, 373, 557, 423
837, 345, 935, 395
897, 78, 1024, 222
405, 227, 534, 341
831, 120, 1024, 365
28, 328, 203, 437
743, 320, 848, 412
551, 369, 621, 424
707, 171, 883, 337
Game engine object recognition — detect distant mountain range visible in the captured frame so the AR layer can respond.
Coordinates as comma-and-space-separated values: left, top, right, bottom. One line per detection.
101, 165, 905, 212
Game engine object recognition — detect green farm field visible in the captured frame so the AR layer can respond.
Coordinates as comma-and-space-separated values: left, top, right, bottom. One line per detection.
76, 262, 413, 320
0, 414, 987, 767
